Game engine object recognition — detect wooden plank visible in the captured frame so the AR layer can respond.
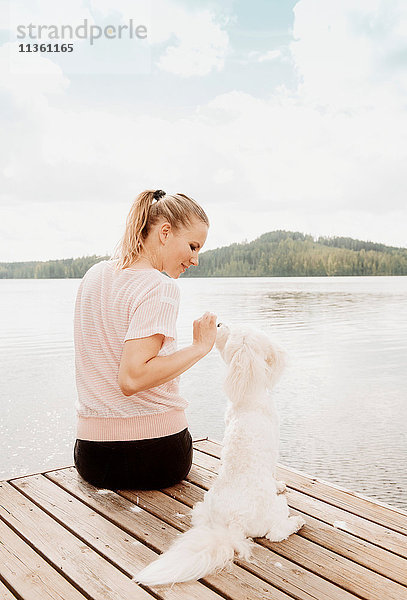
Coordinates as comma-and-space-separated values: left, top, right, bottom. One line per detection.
284, 487, 407, 561
12, 473, 222, 600
120, 484, 407, 600
0, 517, 88, 600
193, 440, 407, 533
192, 449, 407, 560
0, 481, 152, 600
2, 464, 73, 484
46, 467, 298, 600
0, 582, 18, 600
279, 497, 407, 585
256, 536, 407, 600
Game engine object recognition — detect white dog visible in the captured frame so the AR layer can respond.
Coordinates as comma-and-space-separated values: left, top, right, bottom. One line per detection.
134, 323, 305, 586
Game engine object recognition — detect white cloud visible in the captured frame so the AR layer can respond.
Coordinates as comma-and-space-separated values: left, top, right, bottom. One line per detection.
291, 0, 407, 110
87, 0, 230, 77
0, 43, 69, 100
9, 0, 95, 29
240, 49, 283, 66
0, 201, 126, 262
151, 3, 230, 77
156, 19, 228, 76
257, 50, 281, 63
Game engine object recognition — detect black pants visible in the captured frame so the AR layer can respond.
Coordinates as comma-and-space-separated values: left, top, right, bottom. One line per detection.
73, 428, 193, 490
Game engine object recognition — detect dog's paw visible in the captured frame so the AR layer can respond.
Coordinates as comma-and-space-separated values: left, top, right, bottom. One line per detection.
276, 480, 287, 494
265, 529, 284, 542
292, 515, 306, 532
265, 515, 305, 542
236, 538, 254, 562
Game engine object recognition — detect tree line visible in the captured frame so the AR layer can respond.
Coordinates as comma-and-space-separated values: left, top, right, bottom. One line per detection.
1, 231, 406, 278
183, 231, 407, 277
0, 255, 106, 279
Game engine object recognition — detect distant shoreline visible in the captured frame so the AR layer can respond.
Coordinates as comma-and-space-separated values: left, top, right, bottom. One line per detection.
1, 231, 407, 278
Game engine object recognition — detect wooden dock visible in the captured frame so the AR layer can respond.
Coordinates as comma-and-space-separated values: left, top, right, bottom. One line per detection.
1, 438, 406, 600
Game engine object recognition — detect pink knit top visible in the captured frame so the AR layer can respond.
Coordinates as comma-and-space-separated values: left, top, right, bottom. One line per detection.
74, 259, 188, 441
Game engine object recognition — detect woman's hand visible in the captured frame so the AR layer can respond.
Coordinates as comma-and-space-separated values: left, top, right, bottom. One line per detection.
192, 312, 217, 355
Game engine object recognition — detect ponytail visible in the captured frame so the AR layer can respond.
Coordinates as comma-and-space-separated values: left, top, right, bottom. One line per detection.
113, 190, 155, 270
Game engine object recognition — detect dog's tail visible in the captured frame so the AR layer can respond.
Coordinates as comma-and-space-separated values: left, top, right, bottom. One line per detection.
134, 523, 252, 586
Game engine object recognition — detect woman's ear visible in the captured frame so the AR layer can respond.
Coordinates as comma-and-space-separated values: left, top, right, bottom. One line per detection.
158, 222, 172, 244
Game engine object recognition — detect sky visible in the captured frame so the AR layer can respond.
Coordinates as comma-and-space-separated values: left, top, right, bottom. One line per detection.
1, 0, 407, 262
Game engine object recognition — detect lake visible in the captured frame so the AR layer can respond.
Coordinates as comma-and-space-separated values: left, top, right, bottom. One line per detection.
0, 276, 406, 510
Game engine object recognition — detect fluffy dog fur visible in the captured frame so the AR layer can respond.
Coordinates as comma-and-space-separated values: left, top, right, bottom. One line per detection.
134, 323, 305, 586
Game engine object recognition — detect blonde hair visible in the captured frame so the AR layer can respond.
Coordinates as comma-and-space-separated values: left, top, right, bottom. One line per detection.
113, 190, 209, 270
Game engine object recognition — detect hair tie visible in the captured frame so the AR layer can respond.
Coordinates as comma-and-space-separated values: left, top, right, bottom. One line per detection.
153, 189, 166, 201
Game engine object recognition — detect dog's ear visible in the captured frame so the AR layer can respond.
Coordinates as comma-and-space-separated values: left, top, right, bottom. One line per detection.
224, 342, 266, 402
265, 344, 286, 388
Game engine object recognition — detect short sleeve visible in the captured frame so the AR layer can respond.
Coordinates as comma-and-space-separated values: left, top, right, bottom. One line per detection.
124, 280, 180, 342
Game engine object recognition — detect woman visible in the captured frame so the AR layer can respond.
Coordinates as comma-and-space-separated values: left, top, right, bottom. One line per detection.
73, 189, 217, 490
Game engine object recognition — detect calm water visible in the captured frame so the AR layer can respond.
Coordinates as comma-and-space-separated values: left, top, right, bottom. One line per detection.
0, 276, 406, 510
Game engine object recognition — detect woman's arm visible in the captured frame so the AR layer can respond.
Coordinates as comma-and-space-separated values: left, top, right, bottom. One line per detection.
118, 312, 217, 396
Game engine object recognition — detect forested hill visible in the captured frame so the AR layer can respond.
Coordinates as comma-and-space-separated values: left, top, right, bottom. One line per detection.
182, 231, 407, 277
1, 231, 406, 278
